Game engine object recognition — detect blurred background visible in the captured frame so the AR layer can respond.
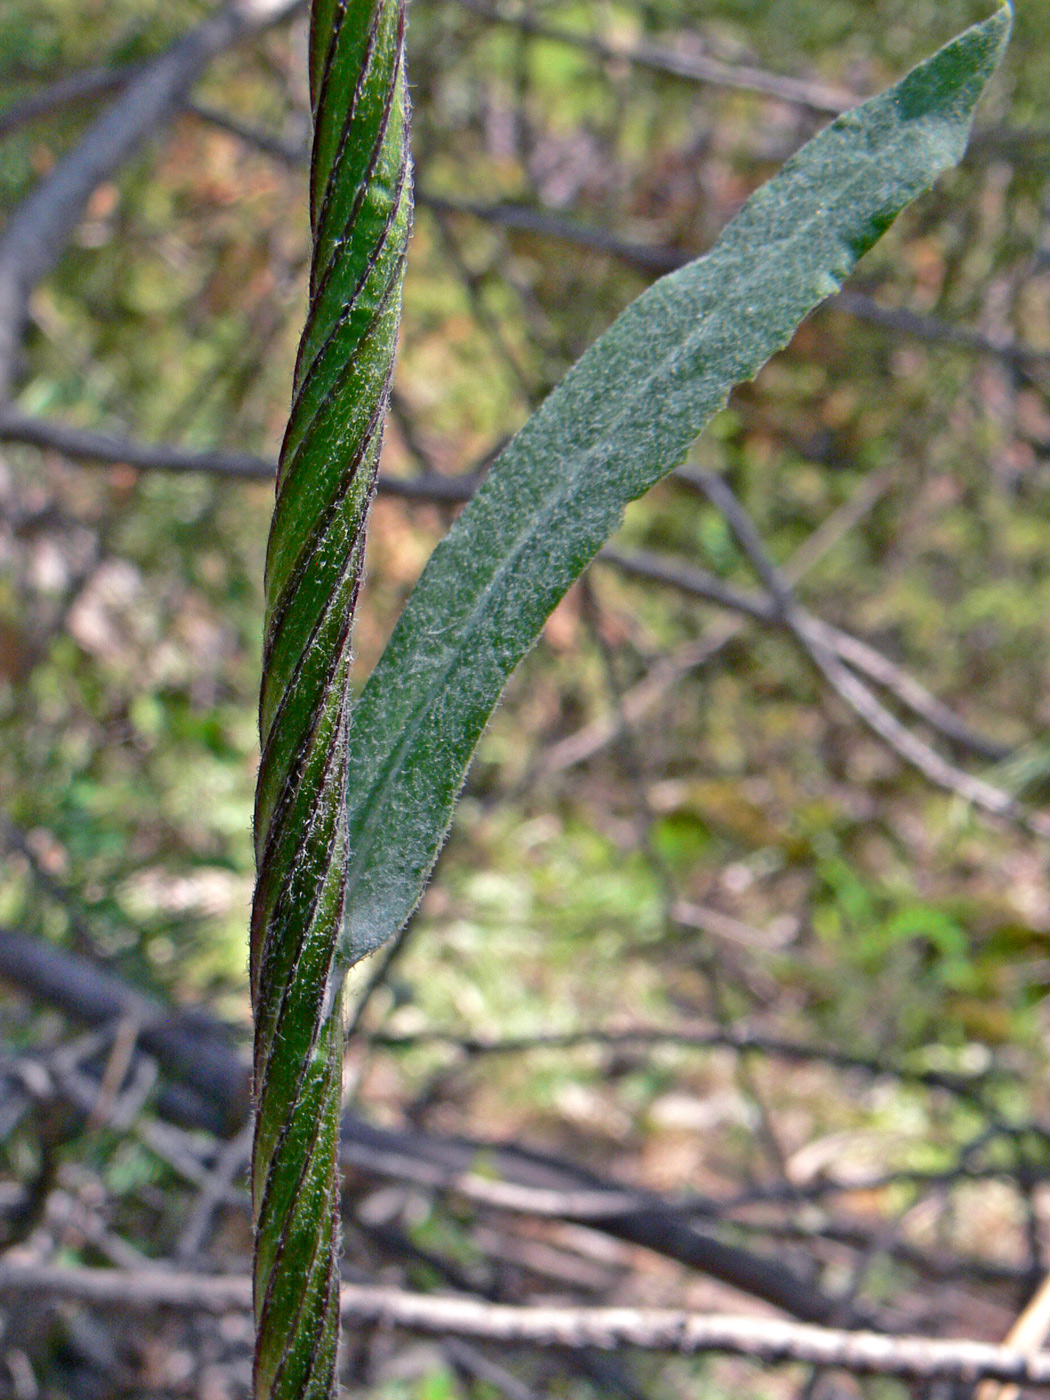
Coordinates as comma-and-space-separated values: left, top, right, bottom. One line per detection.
3, 0, 1050, 1395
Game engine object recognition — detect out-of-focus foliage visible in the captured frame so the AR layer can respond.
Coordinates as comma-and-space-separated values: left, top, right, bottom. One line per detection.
4, 0, 1050, 1396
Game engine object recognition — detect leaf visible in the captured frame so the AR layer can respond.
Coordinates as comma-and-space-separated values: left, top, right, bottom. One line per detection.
338, 6, 1011, 970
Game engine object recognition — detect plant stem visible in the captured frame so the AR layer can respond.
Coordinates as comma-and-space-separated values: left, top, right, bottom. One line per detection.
249, 0, 411, 1393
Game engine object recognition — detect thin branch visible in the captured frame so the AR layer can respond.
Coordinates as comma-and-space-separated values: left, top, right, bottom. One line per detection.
341, 1130, 857, 1326
0, 0, 305, 397
662, 474, 1050, 837
834, 292, 1050, 373
805, 634, 1040, 827
3, 1264, 1050, 1384
417, 192, 681, 274
175, 1119, 253, 1261
181, 102, 1050, 377
0, 817, 108, 959
675, 466, 1013, 765
429, 203, 538, 402
340, 1137, 649, 1219
755, 1213, 1031, 1289
0, 409, 480, 502
370, 1024, 991, 1099
182, 97, 307, 164
809, 622, 1010, 762
0, 411, 278, 475
186, 95, 624, 287
969, 126, 1050, 160
0, 67, 137, 139
599, 547, 1012, 766
540, 471, 890, 776
444, 0, 854, 114
977, 1271, 1050, 1400
345, 922, 415, 1040
179, 57, 1050, 187
423, 202, 1050, 373
443, 1339, 543, 1400
539, 625, 743, 774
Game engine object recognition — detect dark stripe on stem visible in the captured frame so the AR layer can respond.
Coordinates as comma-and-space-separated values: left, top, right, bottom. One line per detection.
250, 1, 411, 1396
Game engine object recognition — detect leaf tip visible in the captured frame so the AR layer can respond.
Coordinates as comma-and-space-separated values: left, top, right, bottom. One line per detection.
889, 1, 1011, 152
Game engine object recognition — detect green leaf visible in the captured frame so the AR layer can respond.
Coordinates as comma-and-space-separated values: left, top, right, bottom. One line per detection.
339, 6, 1011, 971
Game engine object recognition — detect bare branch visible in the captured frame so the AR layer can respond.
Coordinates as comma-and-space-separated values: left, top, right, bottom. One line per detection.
340, 1138, 649, 1219
0, 408, 275, 478
340, 1120, 849, 1325
182, 102, 1050, 380
370, 1024, 990, 1099
0, 67, 136, 139
182, 96, 307, 164
443, 1339, 543, 1400
834, 292, 1050, 373
425, 202, 1050, 372
969, 126, 1050, 160
175, 1120, 253, 1261
977, 1271, 1050, 1400
0, 924, 248, 1134
446, 0, 854, 114
599, 547, 1011, 766
0, 923, 852, 1324
541, 472, 890, 776
0, 409, 480, 502
2, 1264, 1050, 1385
0, 0, 304, 398
417, 193, 683, 274
540, 626, 744, 774
677, 472, 1050, 835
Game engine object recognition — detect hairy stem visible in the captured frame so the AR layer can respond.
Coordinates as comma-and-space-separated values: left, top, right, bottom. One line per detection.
250, 0, 411, 1395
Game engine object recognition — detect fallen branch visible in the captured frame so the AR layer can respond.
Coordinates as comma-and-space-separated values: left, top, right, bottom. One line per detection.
2, 1263, 1050, 1384
339, 1117, 848, 1325
978, 1270, 1050, 1400
0, 925, 852, 1324
3, 934, 1039, 1320
0, 925, 248, 1134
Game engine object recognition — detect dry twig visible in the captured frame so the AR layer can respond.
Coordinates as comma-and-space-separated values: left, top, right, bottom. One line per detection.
2, 1264, 1050, 1385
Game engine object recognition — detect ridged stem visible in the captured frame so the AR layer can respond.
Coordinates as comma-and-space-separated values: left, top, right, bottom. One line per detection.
250, 1, 410, 1395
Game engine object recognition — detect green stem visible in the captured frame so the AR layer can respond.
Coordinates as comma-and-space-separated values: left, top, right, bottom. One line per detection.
250, 0, 411, 1394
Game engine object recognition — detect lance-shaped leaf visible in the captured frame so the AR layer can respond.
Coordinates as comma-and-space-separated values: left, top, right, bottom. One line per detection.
339, 6, 1011, 970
